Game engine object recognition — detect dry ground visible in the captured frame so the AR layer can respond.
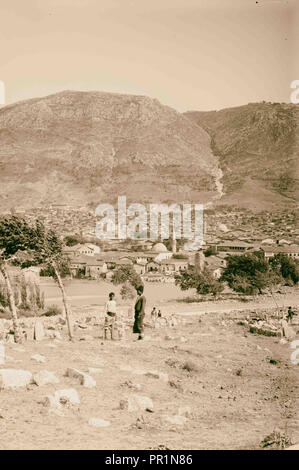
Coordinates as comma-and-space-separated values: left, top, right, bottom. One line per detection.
0, 310, 298, 450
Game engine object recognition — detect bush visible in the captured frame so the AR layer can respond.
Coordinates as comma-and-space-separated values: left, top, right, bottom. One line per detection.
182, 360, 199, 373
42, 305, 62, 317
260, 431, 293, 449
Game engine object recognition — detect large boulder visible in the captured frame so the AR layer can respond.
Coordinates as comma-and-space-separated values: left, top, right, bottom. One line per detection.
33, 370, 60, 386
65, 368, 96, 388
120, 394, 154, 413
43, 388, 80, 415
54, 388, 80, 405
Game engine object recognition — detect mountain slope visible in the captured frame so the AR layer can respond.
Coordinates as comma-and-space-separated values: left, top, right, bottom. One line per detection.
0, 91, 221, 211
184, 102, 299, 210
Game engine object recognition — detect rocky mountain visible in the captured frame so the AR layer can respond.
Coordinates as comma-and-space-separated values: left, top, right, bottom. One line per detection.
0, 91, 221, 212
0, 92, 297, 214
184, 102, 299, 211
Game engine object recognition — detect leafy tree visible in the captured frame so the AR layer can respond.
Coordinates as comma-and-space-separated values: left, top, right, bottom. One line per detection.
64, 235, 84, 247
39, 259, 70, 278
221, 253, 281, 295
175, 266, 224, 297
111, 265, 142, 291
203, 247, 215, 257
26, 220, 74, 340
269, 254, 299, 285
120, 281, 136, 300
0, 216, 38, 342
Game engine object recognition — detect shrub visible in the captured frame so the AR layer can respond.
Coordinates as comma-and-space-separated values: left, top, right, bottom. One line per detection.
42, 305, 62, 317
182, 360, 199, 373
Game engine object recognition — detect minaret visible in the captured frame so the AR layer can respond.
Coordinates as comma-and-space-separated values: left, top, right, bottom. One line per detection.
172, 237, 177, 254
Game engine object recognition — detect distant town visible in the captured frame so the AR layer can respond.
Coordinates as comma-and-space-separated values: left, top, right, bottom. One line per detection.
3, 204, 298, 284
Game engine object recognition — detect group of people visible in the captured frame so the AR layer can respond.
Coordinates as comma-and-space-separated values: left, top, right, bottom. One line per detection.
103, 285, 146, 340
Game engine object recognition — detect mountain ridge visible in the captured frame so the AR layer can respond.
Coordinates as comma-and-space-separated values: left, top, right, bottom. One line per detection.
0, 92, 297, 213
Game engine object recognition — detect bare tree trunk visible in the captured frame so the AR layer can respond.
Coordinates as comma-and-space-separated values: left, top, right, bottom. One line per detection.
0, 263, 22, 343
53, 264, 74, 340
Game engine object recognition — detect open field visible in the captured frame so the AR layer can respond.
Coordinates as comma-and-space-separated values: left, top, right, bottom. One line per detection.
41, 279, 299, 316
0, 306, 298, 450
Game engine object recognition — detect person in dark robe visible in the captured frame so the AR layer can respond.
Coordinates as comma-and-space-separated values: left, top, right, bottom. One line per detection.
133, 285, 146, 340
287, 306, 296, 324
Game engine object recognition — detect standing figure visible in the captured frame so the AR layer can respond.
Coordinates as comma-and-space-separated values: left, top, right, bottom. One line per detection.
103, 292, 117, 340
133, 285, 146, 340
151, 307, 157, 320
287, 306, 296, 324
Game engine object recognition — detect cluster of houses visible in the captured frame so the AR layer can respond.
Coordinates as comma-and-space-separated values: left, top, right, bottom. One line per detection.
62, 238, 299, 282
64, 241, 190, 282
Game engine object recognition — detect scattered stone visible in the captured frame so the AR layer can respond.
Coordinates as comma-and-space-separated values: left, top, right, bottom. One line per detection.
0, 369, 33, 389
33, 370, 60, 386
178, 406, 192, 418
31, 354, 46, 363
165, 415, 187, 425
54, 388, 80, 405
249, 325, 279, 337
281, 321, 296, 340
42, 388, 80, 416
34, 319, 45, 341
80, 335, 93, 341
121, 380, 142, 391
23, 328, 34, 341
0, 341, 5, 365
45, 343, 57, 349
58, 316, 66, 326
120, 394, 154, 413
43, 394, 64, 416
132, 369, 148, 375
119, 365, 134, 372
280, 338, 288, 345
145, 370, 169, 383
6, 334, 15, 344
88, 417, 110, 428
65, 368, 96, 388
159, 372, 169, 383
46, 329, 62, 340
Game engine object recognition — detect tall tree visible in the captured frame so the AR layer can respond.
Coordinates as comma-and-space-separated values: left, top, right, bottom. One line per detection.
28, 220, 74, 340
221, 253, 282, 295
111, 265, 142, 290
175, 265, 224, 298
0, 216, 37, 342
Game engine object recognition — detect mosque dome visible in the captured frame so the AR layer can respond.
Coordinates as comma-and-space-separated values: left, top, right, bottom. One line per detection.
152, 242, 168, 253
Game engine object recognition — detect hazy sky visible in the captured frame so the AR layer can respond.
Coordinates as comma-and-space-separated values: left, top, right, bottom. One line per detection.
0, 0, 298, 111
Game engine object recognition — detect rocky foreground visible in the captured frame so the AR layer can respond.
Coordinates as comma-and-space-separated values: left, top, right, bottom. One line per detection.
0, 309, 298, 450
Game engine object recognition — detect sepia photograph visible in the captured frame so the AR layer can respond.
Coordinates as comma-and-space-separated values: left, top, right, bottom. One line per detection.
0, 0, 298, 454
